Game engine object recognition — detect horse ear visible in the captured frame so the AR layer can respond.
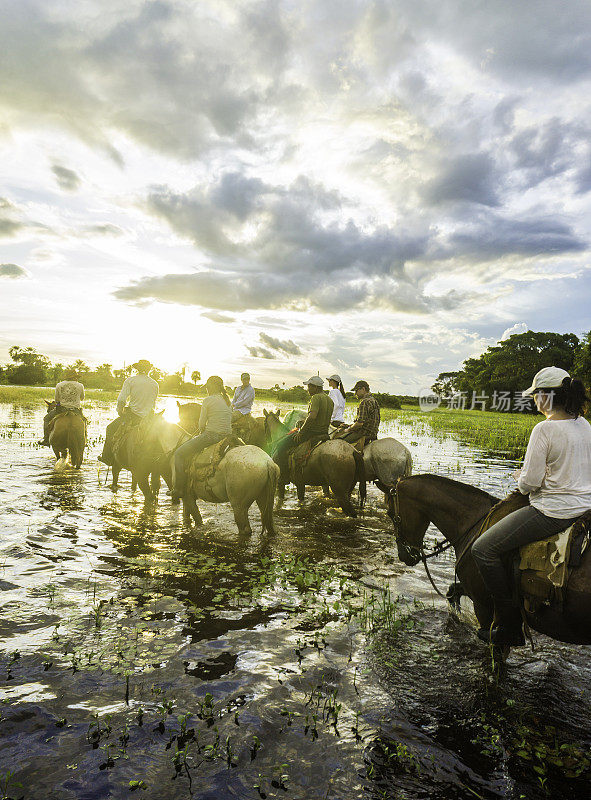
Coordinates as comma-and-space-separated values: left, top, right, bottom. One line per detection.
177, 400, 181, 407
275, 409, 281, 416
263, 409, 268, 417
156, 410, 165, 417
45, 400, 51, 406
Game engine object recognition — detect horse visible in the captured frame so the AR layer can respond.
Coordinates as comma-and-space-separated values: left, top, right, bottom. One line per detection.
263, 410, 365, 517
109, 412, 177, 501
48, 409, 86, 468
283, 408, 307, 430
176, 401, 202, 434
154, 421, 279, 536
386, 474, 591, 646
361, 438, 413, 490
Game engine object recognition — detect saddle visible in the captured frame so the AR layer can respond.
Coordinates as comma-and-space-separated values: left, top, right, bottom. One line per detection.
288, 435, 329, 480
476, 492, 591, 611
112, 415, 152, 465
188, 435, 243, 485
47, 409, 87, 435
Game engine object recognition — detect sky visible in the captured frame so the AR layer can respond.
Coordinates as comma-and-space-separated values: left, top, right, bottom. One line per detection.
1, 0, 591, 393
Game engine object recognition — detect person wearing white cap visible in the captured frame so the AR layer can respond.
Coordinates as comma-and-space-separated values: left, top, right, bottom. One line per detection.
272, 376, 334, 483
472, 367, 591, 646
327, 374, 346, 426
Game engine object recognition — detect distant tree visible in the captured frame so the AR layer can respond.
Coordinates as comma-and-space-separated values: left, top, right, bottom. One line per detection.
574, 331, 591, 393
191, 369, 201, 384
431, 371, 460, 397
453, 331, 580, 410
6, 346, 50, 385
373, 392, 401, 409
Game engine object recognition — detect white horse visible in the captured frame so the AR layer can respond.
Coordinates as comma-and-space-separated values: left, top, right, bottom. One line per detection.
152, 419, 280, 537
362, 438, 412, 489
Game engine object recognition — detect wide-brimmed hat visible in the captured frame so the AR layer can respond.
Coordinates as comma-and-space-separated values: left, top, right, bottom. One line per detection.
352, 380, 369, 392
305, 376, 324, 387
522, 366, 570, 397
132, 359, 152, 372
327, 374, 341, 383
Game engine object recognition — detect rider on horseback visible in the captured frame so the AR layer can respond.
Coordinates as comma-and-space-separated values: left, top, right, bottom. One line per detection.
336, 380, 380, 445
471, 367, 591, 646
98, 359, 158, 466
40, 368, 85, 446
272, 376, 333, 484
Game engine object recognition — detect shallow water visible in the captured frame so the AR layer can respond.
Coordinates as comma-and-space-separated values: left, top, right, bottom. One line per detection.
0, 397, 590, 800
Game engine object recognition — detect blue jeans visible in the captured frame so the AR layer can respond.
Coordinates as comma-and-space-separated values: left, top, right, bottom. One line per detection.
173, 430, 226, 496
471, 505, 580, 604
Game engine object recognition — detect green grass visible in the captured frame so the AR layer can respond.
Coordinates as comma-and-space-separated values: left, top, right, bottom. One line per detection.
0, 385, 119, 404
382, 405, 539, 457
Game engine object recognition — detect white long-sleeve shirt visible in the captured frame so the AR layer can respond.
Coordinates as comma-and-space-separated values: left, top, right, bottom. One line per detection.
517, 417, 591, 517
117, 374, 159, 418
328, 387, 346, 423
55, 380, 84, 409
232, 384, 255, 415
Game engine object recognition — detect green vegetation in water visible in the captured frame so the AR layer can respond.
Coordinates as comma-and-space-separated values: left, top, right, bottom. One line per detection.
382, 405, 538, 457
0, 385, 119, 404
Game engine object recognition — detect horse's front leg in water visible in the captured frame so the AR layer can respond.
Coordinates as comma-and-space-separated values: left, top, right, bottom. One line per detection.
275, 482, 285, 509
110, 466, 120, 492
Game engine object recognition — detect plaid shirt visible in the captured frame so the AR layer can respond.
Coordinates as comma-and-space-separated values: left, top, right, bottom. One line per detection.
355, 393, 380, 440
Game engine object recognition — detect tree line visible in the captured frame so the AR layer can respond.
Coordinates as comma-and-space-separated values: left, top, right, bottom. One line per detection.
431, 330, 591, 411
0, 346, 409, 406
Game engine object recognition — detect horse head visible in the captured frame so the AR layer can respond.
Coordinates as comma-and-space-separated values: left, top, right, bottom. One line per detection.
45, 400, 56, 410
385, 478, 425, 567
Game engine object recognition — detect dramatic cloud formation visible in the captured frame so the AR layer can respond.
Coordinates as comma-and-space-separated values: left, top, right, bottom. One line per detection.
1, 0, 590, 389
501, 323, 529, 340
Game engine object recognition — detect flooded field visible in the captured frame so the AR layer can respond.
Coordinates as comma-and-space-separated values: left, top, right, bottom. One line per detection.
1, 397, 590, 800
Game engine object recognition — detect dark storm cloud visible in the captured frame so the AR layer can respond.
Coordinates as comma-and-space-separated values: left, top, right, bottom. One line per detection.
259, 333, 301, 355
447, 213, 585, 260
422, 153, 500, 207
0, 263, 28, 279
51, 165, 81, 192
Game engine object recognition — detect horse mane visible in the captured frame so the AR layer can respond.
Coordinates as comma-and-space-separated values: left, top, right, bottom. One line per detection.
400, 473, 499, 505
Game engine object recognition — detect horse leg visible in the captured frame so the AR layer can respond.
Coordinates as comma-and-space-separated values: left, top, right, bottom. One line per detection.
183, 493, 203, 528
150, 471, 161, 497
275, 482, 285, 510
331, 480, 357, 517
110, 465, 120, 492
322, 484, 331, 497
295, 482, 306, 505
232, 504, 252, 538
137, 472, 154, 502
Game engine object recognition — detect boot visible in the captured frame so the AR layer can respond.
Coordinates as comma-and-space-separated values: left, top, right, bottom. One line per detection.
477, 600, 525, 647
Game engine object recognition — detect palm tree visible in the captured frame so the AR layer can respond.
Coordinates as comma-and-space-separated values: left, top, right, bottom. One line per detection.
191, 369, 201, 384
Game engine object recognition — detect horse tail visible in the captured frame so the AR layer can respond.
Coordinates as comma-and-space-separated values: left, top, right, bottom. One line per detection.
353, 448, 366, 510
260, 459, 279, 534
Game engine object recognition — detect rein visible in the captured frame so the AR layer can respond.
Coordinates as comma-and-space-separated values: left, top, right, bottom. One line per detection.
391, 479, 492, 599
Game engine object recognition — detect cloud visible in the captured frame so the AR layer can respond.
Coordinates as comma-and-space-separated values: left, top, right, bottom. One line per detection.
247, 346, 276, 360
202, 311, 235, 324
422, 153, 499, 207
500, 322, 529, 341
82, 223, 124, 236
0, 263, 28, 279
259, 332, 301, 355
51, 164, 81, 192
0, 198, 25, 238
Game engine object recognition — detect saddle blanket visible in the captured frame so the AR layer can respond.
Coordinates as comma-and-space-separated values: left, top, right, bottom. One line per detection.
188, 435, 243, 484
478, 492, 591, 603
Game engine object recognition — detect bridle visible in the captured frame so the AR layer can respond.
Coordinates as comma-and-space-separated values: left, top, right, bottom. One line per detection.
388, 479, 458, 598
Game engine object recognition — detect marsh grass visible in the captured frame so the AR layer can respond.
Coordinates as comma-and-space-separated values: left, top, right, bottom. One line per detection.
0, 385, 119, 404
382, 406, 539, 457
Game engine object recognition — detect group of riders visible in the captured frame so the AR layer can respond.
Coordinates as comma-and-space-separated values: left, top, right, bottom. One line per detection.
40, 360, 591, 649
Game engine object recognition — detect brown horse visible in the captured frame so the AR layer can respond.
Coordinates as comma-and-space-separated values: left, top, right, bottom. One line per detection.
177, 401, 202, 434
386, 474, 591, 645
263, 410, 365, 516
49, 410, 86, 468
109, 412, 178, 500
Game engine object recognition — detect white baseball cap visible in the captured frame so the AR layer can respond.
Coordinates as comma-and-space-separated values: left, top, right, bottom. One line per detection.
327, 374, 341, 383
304, 376, 324, 387
522, 366, 570, 397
